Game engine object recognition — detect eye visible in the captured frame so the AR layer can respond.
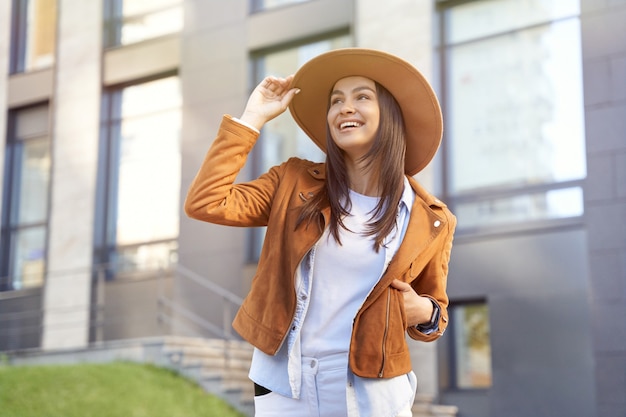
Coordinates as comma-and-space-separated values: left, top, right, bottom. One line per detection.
357, 94, 370, 100
330, 97, 343, 105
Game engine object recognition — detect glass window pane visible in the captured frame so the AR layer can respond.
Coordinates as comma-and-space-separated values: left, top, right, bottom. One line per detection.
447, 0, 579, 44
455, 187, 584, 229
23, 0, 57, 71
447, 18, 586, 193
115, 241, 178, 274
108, 0, 183, 46
2, 104, 50, 291
255, 35, 351, 173
122, 0, 180, 16
16, 138, 51, 225
120, 6, 183, 45
116, 110, 181, 245
11, 226, 46, 290
120, 76, 182, 119
452, 304, 492, 389
252, 0, 310, 12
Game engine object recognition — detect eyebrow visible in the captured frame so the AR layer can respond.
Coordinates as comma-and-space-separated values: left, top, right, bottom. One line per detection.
330, 85, 377, 97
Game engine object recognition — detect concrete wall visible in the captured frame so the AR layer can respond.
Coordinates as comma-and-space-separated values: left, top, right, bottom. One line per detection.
0, 0, 9, 220
42, 0, 103, 349
177, 0, 251, 337
580, 1, 626, 416
442, 228, 595, 417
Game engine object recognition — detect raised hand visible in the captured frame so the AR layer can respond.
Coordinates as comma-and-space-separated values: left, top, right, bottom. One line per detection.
239, 75, 300, 131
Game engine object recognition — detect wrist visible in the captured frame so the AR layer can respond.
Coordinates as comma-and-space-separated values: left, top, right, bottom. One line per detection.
416, 299, 439, 332
239, 111, 266, 131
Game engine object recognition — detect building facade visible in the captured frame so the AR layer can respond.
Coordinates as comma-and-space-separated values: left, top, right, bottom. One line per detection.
0, 1, 624, 416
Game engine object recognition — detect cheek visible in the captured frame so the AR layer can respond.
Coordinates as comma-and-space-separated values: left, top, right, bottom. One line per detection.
326, 109, 336, 126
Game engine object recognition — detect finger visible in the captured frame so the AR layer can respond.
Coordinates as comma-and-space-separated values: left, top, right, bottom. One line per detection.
390, 279, 411, 292
280, 87, 301, 107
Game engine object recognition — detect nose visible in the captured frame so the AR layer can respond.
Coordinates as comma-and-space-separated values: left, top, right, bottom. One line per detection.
340, 99, 355, 114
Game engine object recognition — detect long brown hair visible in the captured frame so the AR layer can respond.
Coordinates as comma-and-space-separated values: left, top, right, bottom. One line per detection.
296, 81, 406, 251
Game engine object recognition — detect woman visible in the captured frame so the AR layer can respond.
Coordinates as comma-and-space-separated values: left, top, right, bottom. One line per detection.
185, 48, 456, 417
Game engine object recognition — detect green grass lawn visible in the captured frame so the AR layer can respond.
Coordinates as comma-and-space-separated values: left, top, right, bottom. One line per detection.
0, 361, 245, 417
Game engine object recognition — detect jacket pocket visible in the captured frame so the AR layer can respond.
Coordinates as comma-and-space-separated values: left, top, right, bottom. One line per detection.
387, 288, 410, 354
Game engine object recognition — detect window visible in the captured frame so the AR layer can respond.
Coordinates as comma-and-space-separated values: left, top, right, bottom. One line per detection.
248, 34, 352, 261
448, 302, 492, 389
95, 76, 181, 277
103, 0, 183, 47
440, 0, 586, 232
1, 105, 51, 291
250, 0, 310, 13
10, 0, 57, 73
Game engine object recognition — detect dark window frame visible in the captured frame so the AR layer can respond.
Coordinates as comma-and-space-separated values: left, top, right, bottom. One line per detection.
443, 299, 493, 392
9, 0, 29, 74
436, 0, 586, 237
94, 71, 180, 280
1, 105, 52, 292
102, 0, 182, 48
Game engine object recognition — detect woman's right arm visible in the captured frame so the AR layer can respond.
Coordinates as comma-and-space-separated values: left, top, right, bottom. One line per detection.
184, 76, 300, 227
184, 115, 277, 227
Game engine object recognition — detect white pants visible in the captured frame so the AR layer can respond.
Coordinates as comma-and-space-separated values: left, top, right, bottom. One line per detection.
253, 354, 413, 417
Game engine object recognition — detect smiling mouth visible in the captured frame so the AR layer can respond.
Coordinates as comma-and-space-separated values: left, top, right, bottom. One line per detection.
339, 121, 363, 130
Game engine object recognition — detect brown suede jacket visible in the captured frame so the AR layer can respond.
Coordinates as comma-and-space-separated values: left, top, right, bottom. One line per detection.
184, 115, 456, 379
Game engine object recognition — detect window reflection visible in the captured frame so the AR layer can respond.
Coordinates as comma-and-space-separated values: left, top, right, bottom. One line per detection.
448, 19, 585, 192
446, 0, 579, 44
10, 0, 57, 73
452, 303, 492, 389
455, 187, 584, 229
1, 105, 51, 291
251, 0, 310, 13
99, 76, 181, 276
13, 227, 46, 289
104, 0, 183, 47
443, 0, 586, 231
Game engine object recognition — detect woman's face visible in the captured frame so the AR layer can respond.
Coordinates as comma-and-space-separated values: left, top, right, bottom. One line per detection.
327, 76, 380, 161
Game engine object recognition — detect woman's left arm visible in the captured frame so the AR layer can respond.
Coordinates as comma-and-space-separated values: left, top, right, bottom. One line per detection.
401, 209, 457, 342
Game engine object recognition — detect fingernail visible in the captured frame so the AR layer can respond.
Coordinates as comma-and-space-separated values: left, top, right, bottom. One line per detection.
295, 88, 301, 95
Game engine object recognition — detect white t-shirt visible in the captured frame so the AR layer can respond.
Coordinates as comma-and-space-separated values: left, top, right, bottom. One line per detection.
300, 189, 386, 357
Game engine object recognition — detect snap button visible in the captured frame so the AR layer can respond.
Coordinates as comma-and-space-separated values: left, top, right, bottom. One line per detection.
310, 360, 316, 368
434, 220, 441, 227
313, 169, 320, 175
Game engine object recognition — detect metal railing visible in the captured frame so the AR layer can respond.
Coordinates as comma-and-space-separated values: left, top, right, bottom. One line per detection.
0, 262, 244, 352
158, 264, 244, 341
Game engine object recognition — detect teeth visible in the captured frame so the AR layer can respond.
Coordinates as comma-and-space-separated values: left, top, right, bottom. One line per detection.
340, 121, 362, 129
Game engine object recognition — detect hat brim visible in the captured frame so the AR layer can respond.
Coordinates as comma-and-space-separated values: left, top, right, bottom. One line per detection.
288, 48, 443, 176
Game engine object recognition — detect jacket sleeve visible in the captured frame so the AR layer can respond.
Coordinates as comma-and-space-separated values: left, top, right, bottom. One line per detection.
184, 115, 283, 227
406, 208, 457, 342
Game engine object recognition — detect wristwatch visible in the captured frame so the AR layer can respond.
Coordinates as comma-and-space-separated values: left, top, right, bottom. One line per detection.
416, 300, 439, 332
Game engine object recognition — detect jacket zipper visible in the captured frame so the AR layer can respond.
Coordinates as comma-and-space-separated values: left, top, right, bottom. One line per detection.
378, 287, 391, 378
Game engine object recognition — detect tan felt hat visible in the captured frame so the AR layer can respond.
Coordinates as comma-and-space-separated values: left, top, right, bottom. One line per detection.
289, 48, 443, 176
